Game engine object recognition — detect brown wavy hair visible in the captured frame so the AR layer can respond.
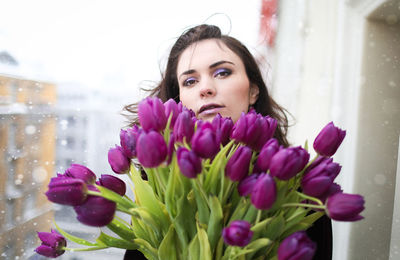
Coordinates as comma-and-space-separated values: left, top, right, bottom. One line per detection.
123, 24, 289, 147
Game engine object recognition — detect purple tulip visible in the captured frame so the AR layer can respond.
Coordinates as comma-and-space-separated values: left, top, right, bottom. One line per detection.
231, 111, 277, 151
301, 157, 341, 199
120, 125, 141, 158
164, 99, 179, 129
177, 147, 202, 178
251, 173, 277, 210
166, 133, 175, 165
319, 183, 343, 203
174, 110, 194, 143
326, 193, 365, 221
225, 146, 252, 182
269, 146, 310, 180
253, 115, 277, 151
138, 97, 167, 132
98, 174, 126, 196
136, 130, 168, 168
74, 186, 116, 227
191, 122, 219, 159
45, 177, 88, 206
35, 230, 66, 258
64, 164, 96, 184
277, 231, 316, 260
212, 114, 234, 146
238, 174, 259, 196
313, 122, 346, 157
254, 138, 280, 172
108, 145, 131, 174
222, 220, 253, 247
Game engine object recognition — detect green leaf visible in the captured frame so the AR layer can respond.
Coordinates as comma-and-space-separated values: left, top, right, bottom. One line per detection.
94, 185, 136, 210
97, 232, 137, 250
107, 217, 136, 242
134, 238, 159, 260
174, 194, 196, 252
188, 233, 200, 260
54, 222, 98, 247
241, 238, 271, 259
207, 196, 223, 253
130, 208, 161, 238
197, 223, 212, 260
263, 215, 285, 241
165, 156, 182, 218
191, 179, 210, 225
130, 215, 157, 247
130, 165, 170, 234
228, 197, 250, 223
158, 224, 178, 260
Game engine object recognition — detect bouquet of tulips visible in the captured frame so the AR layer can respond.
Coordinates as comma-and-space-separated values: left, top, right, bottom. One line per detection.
36, 97, 365, 260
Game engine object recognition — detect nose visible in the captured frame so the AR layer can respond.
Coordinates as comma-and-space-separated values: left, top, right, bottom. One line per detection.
199, 78, 216, 98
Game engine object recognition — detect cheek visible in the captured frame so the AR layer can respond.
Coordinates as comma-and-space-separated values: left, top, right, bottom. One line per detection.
179, 89, 196, 110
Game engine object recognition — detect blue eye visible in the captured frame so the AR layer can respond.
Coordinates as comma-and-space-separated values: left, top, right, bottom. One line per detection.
214, 68, 232, 78
183, 77, 197, 87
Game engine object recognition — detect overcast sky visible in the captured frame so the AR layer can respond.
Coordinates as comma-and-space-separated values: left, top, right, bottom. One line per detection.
1, 0, 262, 101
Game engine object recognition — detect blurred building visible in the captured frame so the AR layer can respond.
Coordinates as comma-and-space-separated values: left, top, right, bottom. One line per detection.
0, 73, 56, 259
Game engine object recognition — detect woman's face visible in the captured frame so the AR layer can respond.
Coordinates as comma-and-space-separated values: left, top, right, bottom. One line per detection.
176, 39, 259, 123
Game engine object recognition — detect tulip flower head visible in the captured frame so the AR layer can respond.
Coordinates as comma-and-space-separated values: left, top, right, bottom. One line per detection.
136, 130, 168, 168
254, 138, 280, 172
45, 177, 88, 206
98, 174, 126, 196
74, 186, 117, 227
108, 145, 131, 174
326, 193, 365, 221
177, 147, 202, 178
269, 146, 309, 180
120, 125, 141, 158
225, 146, 252, 182
35, 230, 66, 258
164, 98, 180, 129
238, 173, 259, 196
138, 97, 167, 132
191, 122, 219, 159
174, 110, 195, 143
277, 231, 316, 260
64, 164, 96, 184
222, 220, 253, 247
313, 122, 346, 157
251, 173, 277, 210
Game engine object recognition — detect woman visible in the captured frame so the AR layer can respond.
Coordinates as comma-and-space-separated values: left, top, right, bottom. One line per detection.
124, 24, 332, 260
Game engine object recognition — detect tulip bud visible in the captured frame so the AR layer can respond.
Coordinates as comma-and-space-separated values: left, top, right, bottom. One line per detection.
191, 122, 219, 158
251, 173, 276, 210
35, 230, 66, 258
45, 177, 88, 206
269, 146, 310, 180
277, 231, 316, 260
253, 115, 277, 151
174, 111, 194, 143
231, 112, 262, 149
164, 99, 179, 129
120, 125, 140, 158
138, 97, 167, 132
222, 220, 253, 247
177, 147, 202, 178
238, 174, 259, 196
301, 157, 341, 198
98, 174, 126, 196
64, 164, 96, 184
136, 130, 167, 168
225, 146, 252, 181
254, 138, 280, 172
212, 114, 234, 146
108, 145, 131, 174
74, 186, 116, 227
326, 193, 365, 221
313, 122, 346, 157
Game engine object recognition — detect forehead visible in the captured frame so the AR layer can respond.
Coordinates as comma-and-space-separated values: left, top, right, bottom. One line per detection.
177, 39, 243, 73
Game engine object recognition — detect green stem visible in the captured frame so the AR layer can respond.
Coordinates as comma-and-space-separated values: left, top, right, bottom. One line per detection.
296, 192, 323, 205
255, 210, 262, 225
63, 246, 108, 252
281, 203, 325, 210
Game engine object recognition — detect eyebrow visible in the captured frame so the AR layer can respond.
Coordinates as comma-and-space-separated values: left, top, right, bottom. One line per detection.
178, 60, 235, 79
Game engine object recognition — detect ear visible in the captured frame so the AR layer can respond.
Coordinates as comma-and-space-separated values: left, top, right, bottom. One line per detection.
249, 84, 259, 105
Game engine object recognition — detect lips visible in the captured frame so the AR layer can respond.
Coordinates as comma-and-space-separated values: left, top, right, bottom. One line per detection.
198, 103, 224, 114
